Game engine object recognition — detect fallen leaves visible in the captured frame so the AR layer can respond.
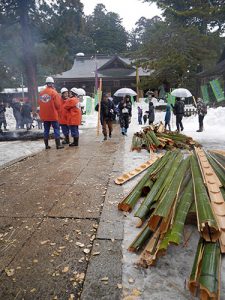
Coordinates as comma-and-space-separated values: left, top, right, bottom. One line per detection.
62, 266, 69, 273
75, 242, 84, 248
83, 249, 90, 254
5, 268, 15, 277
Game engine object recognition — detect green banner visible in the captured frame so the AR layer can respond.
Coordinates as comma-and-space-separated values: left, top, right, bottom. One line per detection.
131, 96, 135, 105
86, 97, 92, 115
209, 79, 225, 102
200, 85, 210, 103
167, 93, 176, 105
94, 93, 98, 107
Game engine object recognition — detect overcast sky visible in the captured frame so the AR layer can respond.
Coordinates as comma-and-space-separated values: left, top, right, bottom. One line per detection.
81, 0, 162, 31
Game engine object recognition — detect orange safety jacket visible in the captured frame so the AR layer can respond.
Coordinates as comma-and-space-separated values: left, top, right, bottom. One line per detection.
58, 97, 68, 125
38, 87, 60, 121
64, 97, 82, 126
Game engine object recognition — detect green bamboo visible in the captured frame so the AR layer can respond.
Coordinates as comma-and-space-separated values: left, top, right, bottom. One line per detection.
142, 178, 154, 196
207, 153, 225, 188
189, 239, 220, 299
154, 152, 183, 203
148, 156, 190, 231
189, 238, 204, 294
134, 151, 179, 221
199, 242, 220, 298
210, 152, 225, 169
128, 223, 153, 252
159, 179, 193, 250
118, 156, 162, 212
148, 131, 161, 147
190, 155, 220, 242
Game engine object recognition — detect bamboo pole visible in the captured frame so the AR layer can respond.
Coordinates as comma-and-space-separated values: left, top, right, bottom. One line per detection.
97, 78, 102, 136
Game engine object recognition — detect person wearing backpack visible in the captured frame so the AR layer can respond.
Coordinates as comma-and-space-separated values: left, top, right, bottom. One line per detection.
196, 98, 207, 132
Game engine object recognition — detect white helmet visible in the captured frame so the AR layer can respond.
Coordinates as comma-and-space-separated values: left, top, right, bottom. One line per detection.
46, 76, 54, 84
60, 87, 68, 94
70, 87, 79, 95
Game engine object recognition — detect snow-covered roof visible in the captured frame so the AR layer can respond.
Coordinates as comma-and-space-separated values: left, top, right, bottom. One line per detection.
0, 86, 45, 94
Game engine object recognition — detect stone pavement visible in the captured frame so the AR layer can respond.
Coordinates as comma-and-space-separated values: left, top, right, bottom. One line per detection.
0, 125, 125, 300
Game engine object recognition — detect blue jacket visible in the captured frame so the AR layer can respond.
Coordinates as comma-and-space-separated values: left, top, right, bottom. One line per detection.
165, 104, 171, 122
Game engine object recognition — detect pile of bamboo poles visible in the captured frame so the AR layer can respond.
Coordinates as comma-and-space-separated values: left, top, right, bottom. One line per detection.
131, 124, 201, 152
118, 149, 225, 300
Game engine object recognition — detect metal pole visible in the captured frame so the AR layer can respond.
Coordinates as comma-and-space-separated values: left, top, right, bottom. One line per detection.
21, 73, 25, 101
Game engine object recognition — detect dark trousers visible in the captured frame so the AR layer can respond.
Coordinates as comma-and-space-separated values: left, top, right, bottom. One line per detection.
165, 121, 171, 131
138, 115, 142, 125
69, 125, 79, 137
60, 124, 69, 136
44, 121, 60, 139
102, 119, 113, 137
199, 115, 204, 129
176, 114, 184, 132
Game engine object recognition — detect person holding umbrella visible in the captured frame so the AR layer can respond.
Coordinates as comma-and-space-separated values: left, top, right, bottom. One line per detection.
118, 95, 132, 135
172, 97, 185, 132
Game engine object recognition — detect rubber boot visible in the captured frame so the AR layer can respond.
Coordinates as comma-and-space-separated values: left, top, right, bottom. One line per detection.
62, 135, 69, 144
44, 139, 51, 150
69, 137, 79, 147
196, 126, 203, 132
55, 138, 64, 149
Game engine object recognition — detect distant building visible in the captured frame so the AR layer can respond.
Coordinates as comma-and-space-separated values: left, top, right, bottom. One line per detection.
54, 54, 152, 96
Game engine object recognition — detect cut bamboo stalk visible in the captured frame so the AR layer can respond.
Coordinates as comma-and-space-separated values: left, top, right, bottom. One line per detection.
118, 157, 163, 212
158, 179, 194, 251
148, 157, 190, 232
114, 154, 162, 185
191, 155, 220, 242
128, 223, 153, 252
134, 151, 180, 225
189, 240, 221, 300
196, 149, 225, 252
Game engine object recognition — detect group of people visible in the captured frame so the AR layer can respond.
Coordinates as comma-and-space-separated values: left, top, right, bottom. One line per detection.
38, 77, 81, 149
0, 99, 34, 132
137, 95, 207, 133
95, 94, 133, 141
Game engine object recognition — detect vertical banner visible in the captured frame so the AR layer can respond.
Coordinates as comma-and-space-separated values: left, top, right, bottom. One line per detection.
167, 93, 176, 105
86, 97, 92, 115
209, 79, 225, 102
200, 85, 210, 104
136, 66, 140, 101
131, 96, 135, 105
97, 78, 102, 136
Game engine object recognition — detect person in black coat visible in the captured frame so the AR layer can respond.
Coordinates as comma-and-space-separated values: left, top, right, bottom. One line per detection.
172, 97, 185, 132
21, 101, 33, 130
11, 100, 22, 129
0, 102, 6, 132
148, 102, 155, 125
95, 93, 115, 140
118, 95, 132, 136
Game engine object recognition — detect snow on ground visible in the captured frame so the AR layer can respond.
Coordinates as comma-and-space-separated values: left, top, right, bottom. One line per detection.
121, 102, 225, 299
0, 108, 99, 167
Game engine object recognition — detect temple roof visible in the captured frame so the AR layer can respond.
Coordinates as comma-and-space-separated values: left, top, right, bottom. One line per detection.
54, 54, 151, 80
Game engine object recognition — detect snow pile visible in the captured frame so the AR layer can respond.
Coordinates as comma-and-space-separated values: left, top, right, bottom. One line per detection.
184, 106, 225, 149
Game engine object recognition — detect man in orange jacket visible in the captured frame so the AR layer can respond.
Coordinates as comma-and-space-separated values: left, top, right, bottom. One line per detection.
64, 87, 82, 147
59, 87, 70, 144
38, 77, 64, 149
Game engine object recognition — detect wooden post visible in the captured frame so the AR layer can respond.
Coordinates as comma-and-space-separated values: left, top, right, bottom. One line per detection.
97, 78, 102, 136
192, 96, 197, 107
136, 66, 140, 102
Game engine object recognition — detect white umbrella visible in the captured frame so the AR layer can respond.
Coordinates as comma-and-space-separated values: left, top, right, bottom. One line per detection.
114, 88, 137, 97
171, 88, 192, 98
77, 88, 86, 96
